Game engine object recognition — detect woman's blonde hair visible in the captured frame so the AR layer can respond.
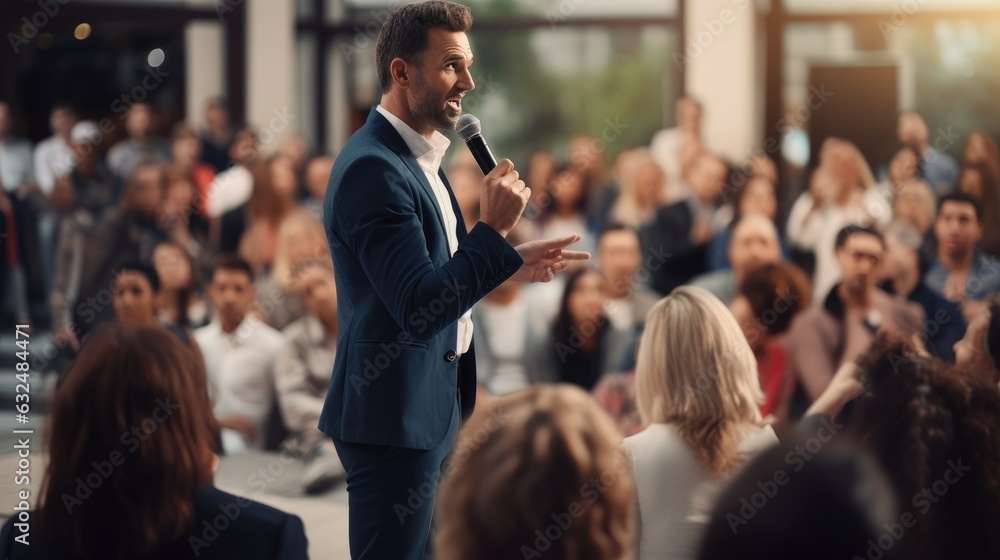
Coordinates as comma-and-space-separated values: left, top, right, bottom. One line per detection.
436, 385, 635, 560
272, 209, 331, 292
610, 149, 666, 228
635, 286, 763, 474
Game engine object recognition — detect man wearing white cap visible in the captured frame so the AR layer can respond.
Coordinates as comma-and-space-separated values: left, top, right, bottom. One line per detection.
49, 121, 121, 355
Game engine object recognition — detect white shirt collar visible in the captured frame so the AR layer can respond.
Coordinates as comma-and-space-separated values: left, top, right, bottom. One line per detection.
376, 104, 451, 175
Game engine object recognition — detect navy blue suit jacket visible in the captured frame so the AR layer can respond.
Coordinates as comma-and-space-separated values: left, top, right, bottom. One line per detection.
318, 108, 523, 450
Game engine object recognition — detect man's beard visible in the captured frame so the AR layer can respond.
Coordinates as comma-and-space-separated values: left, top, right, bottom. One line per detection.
409, 73, 460, 131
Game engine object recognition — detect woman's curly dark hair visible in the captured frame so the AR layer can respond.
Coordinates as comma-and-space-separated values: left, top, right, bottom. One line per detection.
849, 333, 1000, 560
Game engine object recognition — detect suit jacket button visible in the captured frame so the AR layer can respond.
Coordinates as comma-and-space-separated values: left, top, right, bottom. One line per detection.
444, 350, 458, 362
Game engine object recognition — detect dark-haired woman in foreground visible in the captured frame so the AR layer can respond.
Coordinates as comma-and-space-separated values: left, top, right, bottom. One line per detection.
806, 333, 1000, 560
0, 324, 308, 559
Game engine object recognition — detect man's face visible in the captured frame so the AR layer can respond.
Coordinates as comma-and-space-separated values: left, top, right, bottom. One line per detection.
51, 108, 76, 137
209, 268, 255, 326
129, 166, 164, 215
898, 112, 928, 150
407, 27, 475, 131
728, 217, 781, 279
126, 104, 153, 138
206, 103, 228, 129
836, 233, 885, 297
934, 201, 982, 258
689, 155, 726, 203
598, 230, 642, 288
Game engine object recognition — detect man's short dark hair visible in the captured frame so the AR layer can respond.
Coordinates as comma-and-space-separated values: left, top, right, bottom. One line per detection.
937, 192, 983, 223
211, 254, 254, 283
598, 222, 637, 241
835, 224, 885, 251
116, 261, 160, 292
375, 1, 473, 94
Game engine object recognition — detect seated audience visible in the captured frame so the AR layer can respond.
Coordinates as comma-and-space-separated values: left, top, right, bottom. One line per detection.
598, 224, 662, 335
152, 240, 209, 329
786, 139, 878, 300
435, 385, 634, 560
842, 334, 1000, 560
697, 438, 895, 560
205, 127, 258, 219
111, 260, 199, 350
519, 149, 557, 233
199, 97, 235, 173
624, 285, 779, 560
956, 160, 1000, 257
534, 267, 633, 390
649, 96, 704, 202
49, 121, 120, 353
106, 103, 171, 180
71, 162, 171, 340
892, 178, 938, 264
195, 255, 284, 454
302, 155, 333, 221
258, 209, 328, 330
537, 165, 595, 255
879, 220, 965, 362
691, 214, 782, 305
924, 193, 1000, 322
729, 261, 812, 421
786, 225, 923, 412
0, 323, 307, 558
897, 110, 958, 196
472, 277, 540, 396
953, 293, 1000, 383
641, 152, 729, 295
274, 259, 346, 494
605, 149, 666, 231
707, 174, 779, 271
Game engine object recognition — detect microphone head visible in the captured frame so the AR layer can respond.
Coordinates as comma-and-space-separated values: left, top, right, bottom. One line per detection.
456, 114, 482, 142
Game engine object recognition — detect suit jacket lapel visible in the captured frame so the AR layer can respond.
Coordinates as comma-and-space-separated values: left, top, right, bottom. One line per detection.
367, 108, 450, 244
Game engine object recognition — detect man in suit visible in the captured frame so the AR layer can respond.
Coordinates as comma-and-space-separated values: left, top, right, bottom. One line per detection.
641, 152, 729, 295
318, 2, 590, 558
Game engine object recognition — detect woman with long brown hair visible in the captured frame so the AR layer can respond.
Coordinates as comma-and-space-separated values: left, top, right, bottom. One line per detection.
0, 324, 307, 558
435, 385, 635, 560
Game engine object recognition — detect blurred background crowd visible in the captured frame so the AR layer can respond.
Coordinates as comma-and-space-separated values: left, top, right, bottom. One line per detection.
1, 0, 1000, 559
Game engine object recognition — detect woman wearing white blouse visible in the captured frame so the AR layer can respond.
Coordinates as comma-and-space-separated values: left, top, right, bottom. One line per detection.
623, 286, 778, 560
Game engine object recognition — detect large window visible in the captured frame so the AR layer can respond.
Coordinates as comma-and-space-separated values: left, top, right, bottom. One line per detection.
296, 0, 681, 163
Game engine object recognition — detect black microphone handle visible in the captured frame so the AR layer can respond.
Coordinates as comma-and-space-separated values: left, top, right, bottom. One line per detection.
465, 134, 498, 175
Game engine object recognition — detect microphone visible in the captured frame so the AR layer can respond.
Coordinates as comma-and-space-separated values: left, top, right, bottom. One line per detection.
456, 114, 497, 174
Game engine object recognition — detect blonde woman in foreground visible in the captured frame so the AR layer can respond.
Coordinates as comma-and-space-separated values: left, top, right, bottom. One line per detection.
436, 385, 635, 560
624, 285, 778, 560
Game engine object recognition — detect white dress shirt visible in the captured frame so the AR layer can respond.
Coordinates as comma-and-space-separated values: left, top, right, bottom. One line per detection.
205, 164, 253, 218
376, 104, 473, 355
194, 315, 285, 453
0, 136, 34, 193
33, 135, 75, 195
